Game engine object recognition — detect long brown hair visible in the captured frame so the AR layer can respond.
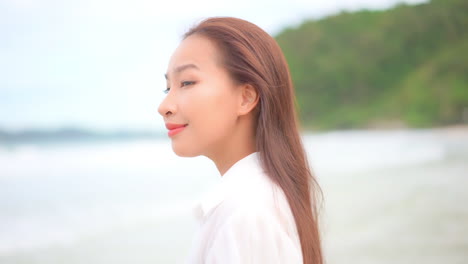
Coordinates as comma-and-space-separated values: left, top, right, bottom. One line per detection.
184, 17, 323, 264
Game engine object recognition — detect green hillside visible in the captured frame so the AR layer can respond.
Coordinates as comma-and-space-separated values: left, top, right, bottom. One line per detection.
276, 0, 468, 130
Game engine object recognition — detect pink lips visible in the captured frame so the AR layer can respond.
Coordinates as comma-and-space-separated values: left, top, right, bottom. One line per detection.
165, 123, 188, 137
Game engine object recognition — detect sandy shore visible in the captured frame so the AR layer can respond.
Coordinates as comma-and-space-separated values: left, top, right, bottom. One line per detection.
431, 124, 468, 138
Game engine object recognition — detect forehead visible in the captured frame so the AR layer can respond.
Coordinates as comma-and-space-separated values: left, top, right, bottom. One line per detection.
167, 34, 222, 76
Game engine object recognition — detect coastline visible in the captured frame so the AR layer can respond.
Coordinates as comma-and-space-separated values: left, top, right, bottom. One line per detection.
302, 123, 468, 134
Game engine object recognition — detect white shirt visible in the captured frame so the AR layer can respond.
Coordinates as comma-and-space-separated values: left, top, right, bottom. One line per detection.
186, 152, 303, 264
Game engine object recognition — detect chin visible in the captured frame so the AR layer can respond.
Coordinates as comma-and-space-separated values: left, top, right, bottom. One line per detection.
171, 141, 200, 157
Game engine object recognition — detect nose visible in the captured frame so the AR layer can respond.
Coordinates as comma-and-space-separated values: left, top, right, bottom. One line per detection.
158, 92, 176, 118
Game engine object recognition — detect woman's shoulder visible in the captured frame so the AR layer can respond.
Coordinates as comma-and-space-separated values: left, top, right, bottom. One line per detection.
191, 158, 302, 263
197, 151, 298, 239
222, 169, 299, 236
210, 171, 302, 260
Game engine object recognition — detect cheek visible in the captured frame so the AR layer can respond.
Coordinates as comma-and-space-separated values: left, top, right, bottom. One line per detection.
193, 86, 238, 134
176, 84, 238, 154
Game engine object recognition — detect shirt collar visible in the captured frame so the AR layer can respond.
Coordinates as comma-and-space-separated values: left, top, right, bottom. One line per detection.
193, 151, 262, 222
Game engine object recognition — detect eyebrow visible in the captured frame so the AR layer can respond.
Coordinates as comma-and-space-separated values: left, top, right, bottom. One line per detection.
164, 63, 200, 80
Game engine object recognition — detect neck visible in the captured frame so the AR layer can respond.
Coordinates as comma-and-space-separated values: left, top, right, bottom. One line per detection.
214, 148, 256, 176
205, 115, 256, 176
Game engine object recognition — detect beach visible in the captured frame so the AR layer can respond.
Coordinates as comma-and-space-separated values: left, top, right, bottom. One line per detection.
0, 127, 467, 263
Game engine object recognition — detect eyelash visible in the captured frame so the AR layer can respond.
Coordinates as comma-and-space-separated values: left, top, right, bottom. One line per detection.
163, 81, 196, 94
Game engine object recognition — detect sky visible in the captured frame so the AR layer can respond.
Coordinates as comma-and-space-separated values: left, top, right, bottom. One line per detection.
0, 0, 427, 132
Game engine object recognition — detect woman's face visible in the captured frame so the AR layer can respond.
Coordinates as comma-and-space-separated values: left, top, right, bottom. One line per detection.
158, 34, 241, 157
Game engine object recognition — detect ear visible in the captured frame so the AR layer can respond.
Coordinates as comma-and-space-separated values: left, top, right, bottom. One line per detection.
238, 83, 259, 116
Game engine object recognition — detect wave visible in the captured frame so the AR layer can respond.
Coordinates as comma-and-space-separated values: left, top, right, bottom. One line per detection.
0, 199, 197, 256
0, 128, 466, 256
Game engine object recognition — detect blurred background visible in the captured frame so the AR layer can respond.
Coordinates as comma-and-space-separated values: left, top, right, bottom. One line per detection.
1, 0, 467, 263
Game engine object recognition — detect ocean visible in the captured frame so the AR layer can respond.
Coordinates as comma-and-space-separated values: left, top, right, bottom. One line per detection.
1, 128, 467, 264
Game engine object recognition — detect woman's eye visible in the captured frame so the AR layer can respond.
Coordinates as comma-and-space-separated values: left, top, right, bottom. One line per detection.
181, 81, 195, 87
163, 81, 194, 93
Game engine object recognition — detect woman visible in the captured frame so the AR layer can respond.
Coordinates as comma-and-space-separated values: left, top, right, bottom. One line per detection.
158, 17, 323, 264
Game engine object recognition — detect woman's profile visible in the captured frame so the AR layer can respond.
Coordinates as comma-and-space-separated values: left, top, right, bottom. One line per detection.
158, 17, 323, 264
